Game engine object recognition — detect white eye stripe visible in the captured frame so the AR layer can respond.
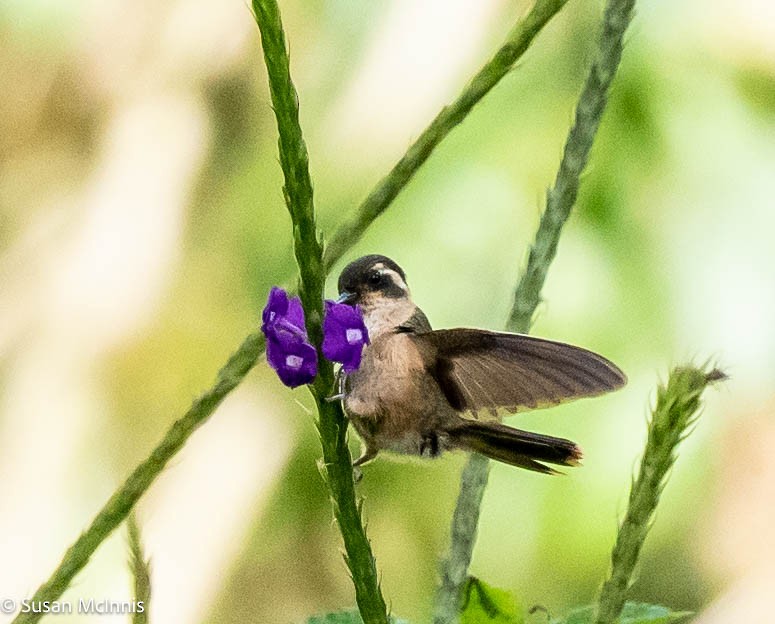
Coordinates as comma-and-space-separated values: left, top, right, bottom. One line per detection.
380, 268, 408, 292
371, 262, 408, 292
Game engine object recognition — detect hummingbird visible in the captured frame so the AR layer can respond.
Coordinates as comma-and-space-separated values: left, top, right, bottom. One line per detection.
334, 255, 626, 474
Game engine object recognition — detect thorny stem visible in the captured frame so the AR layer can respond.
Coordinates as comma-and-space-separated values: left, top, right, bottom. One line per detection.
434, 0, 637, 621
508, 0, 637, 332
594, 366, 725, 624
127, 514, 151, 624
252, 0, 388, 622
434, 453, 492, 623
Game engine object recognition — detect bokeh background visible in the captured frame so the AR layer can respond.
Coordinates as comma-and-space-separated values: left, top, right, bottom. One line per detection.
1, 0, 774, 622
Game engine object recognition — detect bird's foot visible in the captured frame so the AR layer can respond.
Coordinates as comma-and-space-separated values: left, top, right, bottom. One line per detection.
419, 432, 441, 458
351, 446, 377, 481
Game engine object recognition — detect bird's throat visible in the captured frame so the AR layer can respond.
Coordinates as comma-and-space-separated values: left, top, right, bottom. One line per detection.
360, 297, 417, 339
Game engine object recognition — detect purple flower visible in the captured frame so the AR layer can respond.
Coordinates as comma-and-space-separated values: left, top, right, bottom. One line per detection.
262, 287, 306, 337
322, 300, 370, 373
262, 287, 317, 387
266, 335, 318, 388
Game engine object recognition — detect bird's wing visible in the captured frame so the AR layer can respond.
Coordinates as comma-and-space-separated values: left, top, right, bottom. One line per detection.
397, 308, 433, 333
411, 328, 626, 417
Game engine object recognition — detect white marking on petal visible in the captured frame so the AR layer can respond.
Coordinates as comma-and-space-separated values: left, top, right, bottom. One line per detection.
346, 328, 363, 344
285, 355, 303, 369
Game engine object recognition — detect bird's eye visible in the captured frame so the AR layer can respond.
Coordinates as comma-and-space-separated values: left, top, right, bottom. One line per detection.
367, 271, 382, 286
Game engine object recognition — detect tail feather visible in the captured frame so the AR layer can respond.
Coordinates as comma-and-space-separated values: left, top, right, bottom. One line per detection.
447, 421, 582, 474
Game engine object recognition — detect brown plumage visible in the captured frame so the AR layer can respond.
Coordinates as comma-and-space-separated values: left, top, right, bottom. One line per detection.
336, 255, 626, 474
417, 329, 624, 416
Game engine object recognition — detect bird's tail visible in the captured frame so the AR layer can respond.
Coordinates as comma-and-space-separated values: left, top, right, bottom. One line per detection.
446, 420, 582, 474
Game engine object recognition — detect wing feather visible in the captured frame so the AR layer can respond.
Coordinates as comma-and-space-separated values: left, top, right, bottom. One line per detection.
413, 328, 626, 415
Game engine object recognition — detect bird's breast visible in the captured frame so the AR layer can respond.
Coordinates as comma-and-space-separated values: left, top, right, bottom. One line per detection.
344, 333, 427, 420
343, 331, 459, 456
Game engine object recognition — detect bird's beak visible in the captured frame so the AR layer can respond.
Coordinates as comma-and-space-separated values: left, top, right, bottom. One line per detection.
336, 291, 357, 305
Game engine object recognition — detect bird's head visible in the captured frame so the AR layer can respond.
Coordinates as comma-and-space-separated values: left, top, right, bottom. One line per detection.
336, 255, 411, 309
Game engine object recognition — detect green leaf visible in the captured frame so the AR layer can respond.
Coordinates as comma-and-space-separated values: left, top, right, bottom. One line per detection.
460, 577, 524, 624
616, 602, 692, 624
551, 602, 692, 624
304, 609, 410, 624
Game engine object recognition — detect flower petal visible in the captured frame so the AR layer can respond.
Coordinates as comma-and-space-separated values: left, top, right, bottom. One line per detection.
262, 286, 289, 331
322, 300, 370, 372
285, 296, 307, 336
266, 330, 318, 388
340, 347, 364, 373
262, 287, 317, 388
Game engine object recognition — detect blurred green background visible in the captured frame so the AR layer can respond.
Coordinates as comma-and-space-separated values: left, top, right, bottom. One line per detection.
1, 0, 774, 622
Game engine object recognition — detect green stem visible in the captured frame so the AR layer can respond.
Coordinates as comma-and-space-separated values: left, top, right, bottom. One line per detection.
323, 0, 570, 272
252, 1, 388, 623
594, 366, 725, 624
11, 333, 265, 624
252, 0, 322, 328
127, 514, 151, 624
508, 0, 637, 332
434, 453, 491, 624
435, 0, 637, 621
